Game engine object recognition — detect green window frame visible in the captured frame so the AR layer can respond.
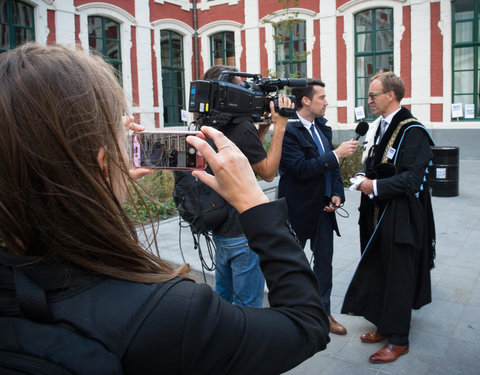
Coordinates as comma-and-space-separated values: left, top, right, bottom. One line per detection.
274, 20, 307, 78
452, 0, 480, 120
0, 0, 35, 54
161, 30, 185, 127
354, 8, 393, 120
88, 16, 122, 78
210, 31, 235, 66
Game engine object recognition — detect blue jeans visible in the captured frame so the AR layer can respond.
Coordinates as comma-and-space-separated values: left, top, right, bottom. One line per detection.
213, 234, 265, 308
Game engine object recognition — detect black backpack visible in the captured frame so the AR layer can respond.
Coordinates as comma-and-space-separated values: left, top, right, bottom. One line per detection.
172, 171, 228, 235
0, 265, 182, 375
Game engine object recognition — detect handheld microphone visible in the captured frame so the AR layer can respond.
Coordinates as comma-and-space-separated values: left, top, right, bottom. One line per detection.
354, 121, 369, 141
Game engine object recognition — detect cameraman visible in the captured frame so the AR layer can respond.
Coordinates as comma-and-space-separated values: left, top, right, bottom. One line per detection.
202, 65, 293, 307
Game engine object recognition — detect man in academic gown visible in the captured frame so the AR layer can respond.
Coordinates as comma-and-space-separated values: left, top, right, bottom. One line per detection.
341, 72, 436, 364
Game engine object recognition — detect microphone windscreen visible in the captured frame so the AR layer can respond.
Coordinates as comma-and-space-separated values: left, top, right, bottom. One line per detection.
355, 121, 369, 137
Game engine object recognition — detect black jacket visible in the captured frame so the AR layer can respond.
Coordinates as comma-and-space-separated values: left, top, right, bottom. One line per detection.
0, 200, 330, 374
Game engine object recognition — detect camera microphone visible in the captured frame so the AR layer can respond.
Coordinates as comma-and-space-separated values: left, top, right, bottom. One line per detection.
354, 121, 369, 141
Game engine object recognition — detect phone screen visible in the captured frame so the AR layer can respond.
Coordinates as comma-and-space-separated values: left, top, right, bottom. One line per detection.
132, 131, 205, 170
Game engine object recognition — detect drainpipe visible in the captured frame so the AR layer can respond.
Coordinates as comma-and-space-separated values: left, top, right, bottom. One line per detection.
192, 0, 200, 80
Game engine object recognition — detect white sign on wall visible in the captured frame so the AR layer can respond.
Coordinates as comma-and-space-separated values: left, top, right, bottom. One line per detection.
354, 106, 365, 120
464, 104, 475, 119
451, 103, 463, 119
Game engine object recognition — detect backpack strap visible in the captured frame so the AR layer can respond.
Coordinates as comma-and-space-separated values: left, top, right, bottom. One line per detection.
13, 268, 52, 323
115, 277, 185, 357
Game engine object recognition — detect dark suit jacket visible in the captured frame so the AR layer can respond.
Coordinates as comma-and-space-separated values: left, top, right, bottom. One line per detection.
278, 114, 344, 242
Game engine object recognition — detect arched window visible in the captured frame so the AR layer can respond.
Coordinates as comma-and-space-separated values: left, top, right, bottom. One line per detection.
275, 20, 307, 78
88, 16, 122, 78
452, 0, 480, 120
210, 31, 235, 66
0, 0, 34, 53
355, 8, 393, 119
161, 30, 185, 127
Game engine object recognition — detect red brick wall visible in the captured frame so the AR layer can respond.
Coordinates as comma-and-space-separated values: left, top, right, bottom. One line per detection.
47, 10, 56, 44
430, 2, 443, 122
400, 6, 412, 99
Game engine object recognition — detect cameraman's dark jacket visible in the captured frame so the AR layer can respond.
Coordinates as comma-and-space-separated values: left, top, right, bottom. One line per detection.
209, 118, 267, 236
0, 200, 330, 374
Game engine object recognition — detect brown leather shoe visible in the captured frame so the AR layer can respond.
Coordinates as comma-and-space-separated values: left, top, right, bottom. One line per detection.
369, 343, 409, 364
360, 331, 390, 343
328, 315, 347, 335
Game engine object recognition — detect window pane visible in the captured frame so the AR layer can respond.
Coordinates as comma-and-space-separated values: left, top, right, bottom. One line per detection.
89, 17, 102, 38
293, 40, 305, 56
356, 10, 372, 32
0, 24, 9, 50
294, 22, 305, 39
453, 95, 474, 107
0, 0, 7, 23
356, 77, 367, 98
162, 71, 171, 88
376, 54, 393, 73
276, 64, 286, 78
174, 71, 183, 87
376, 29, 393, 51
454, 71, 474, 93
12, 1, 32, 27
279, 42, 290, 61
106, 40, 119, 60
454, 0, 474, 21
104, 19, 118, 40
356, 32, 372, 53
225, 32, 234, 49
226, 55, 235, 66
213, 36, 222, 51
376, 8, 392, 30
171, 33, 182, 50
356, 55, 374, 76
89, 37, 101, 51
454, 47, 474, 70
456, 21, 473, 43
14, 27, 30, 45
173, 51, 182, 67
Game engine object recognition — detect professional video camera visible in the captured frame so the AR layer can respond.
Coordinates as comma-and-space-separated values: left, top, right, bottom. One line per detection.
188, 71, 307, 127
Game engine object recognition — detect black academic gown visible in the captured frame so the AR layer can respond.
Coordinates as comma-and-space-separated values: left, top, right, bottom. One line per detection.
341, 107, 436, 335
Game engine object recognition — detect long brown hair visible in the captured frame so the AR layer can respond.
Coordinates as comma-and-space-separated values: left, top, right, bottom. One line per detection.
0, 43, 189, 282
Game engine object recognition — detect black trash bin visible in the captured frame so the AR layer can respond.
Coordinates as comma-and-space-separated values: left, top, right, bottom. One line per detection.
428, 146, 459, 197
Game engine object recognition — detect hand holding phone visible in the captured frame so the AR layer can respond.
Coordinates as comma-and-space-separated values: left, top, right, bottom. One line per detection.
132, 131, 206, 170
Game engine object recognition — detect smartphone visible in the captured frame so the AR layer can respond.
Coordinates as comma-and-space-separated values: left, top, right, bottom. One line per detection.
132, 130, 206, 170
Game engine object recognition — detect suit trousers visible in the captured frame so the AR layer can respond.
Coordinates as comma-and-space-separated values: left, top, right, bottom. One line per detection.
298, 209, 334, 316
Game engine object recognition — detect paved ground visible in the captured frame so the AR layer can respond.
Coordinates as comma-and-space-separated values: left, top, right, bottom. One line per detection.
139, 159, 480, 375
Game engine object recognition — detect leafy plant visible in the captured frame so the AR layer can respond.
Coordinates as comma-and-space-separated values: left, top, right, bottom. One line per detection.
123, 170, 177, 224
339, 146, 364, 187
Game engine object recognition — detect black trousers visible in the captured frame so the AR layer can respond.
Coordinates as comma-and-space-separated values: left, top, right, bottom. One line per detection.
298, 210, 334, 316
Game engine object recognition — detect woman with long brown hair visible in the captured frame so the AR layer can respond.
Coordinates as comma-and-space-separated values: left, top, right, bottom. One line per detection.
0, 43, 329, 374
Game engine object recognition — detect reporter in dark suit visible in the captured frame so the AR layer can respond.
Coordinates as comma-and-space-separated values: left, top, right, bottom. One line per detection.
278, 79, 358, 335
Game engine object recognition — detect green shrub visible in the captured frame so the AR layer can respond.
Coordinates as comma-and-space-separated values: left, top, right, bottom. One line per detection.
339, 146, 364, 187
123, 170, 177, 224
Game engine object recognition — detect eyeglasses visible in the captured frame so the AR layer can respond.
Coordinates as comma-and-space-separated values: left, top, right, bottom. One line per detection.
368, 91, 387, 100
